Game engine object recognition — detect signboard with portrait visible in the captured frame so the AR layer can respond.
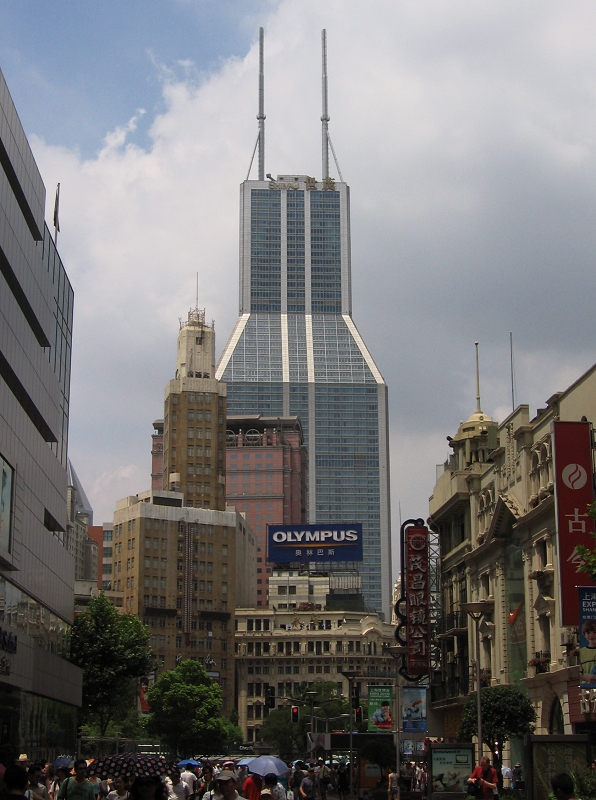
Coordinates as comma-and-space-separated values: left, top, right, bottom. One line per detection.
267, 523, 363, 563
429, 743, 474, 797
368, 685, 393, 731
0, 453, 13, 553
553, 421, 596, 626
405, 525, 430, 676
402, 685, 427, 733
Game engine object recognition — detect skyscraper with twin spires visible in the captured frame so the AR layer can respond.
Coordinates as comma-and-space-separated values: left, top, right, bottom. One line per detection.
216, 30, 391, 618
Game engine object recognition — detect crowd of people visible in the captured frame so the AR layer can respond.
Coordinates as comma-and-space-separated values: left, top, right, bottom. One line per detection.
0, 757, 352, 800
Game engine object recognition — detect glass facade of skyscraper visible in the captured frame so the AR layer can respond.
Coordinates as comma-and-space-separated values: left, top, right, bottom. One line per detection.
218, 175, 391, 619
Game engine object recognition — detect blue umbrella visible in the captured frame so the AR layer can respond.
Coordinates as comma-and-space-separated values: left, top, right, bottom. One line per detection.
247, 756, 289, 777
54, 758, 73, 770
237, 758, 255, 767
178, 760, 202, 768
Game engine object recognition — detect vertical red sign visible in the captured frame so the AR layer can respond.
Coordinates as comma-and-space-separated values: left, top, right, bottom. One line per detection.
553, 420, 596, 626
405, 525, 430, 676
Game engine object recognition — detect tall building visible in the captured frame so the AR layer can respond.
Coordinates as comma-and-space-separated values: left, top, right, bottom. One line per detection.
66, 461, 97, 581
163, 308, 226, 510
225, 414, 307, 605
151, 420, 164, 490
0, 68, 82, 757
107, 488, 256, 709
217, 30, 391, 618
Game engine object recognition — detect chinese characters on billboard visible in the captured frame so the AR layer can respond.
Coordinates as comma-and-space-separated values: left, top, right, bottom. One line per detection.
405, 525, 430, 676
368, 685, 393, 731
553, 421, 595, 626
267, 523, 363, 563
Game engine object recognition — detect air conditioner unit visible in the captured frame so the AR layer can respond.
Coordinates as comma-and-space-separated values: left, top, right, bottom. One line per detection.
447, 652, 456, 664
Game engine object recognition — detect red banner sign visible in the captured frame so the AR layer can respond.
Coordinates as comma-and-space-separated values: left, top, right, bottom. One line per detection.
405, 525, 430, 676
553, 421, 595, 626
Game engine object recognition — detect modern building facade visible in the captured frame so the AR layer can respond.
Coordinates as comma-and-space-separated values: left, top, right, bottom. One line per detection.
217, 156, 391, 619
105, 488, 256, 710
429, 361, 596, 757
234, 606, 395, 743
0, 68, 82, 757
66, 461, 97, 581
226, 414, 307, 605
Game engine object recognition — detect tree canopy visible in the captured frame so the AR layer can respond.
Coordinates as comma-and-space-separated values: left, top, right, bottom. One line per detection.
259, 707, 303, 762
146, 659, 242, 755
457, 685, 536, 760
360, 739, 396, 773
70, 592, 154, 735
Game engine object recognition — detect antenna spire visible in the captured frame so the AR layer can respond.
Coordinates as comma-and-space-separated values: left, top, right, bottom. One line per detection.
257, 27, 265, 181
475, 341, 482, 414
321, 29, 330, 180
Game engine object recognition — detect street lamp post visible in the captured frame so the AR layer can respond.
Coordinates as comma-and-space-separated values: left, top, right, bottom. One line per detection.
341, 670, 363, 800
384, 645, 407, 781
306, 691, 318, 757
461, 601, 494, 766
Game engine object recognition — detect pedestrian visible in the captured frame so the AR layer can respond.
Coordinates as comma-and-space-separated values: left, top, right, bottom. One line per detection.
263, 775, 284, 800
58, 761, 95, 800
180, 771, 197, 800
28, 766, 48, 800
50, 768, 69, 800
213, 772, 245, 800
551, 774, 577, 800
166, 772, 190, 800
198, 769, 214, 800
106, 777, 129, 800
387, 768, 398, 800
298, 768, 319, 800
128, 777, 168, 800
316, 764, 329, 800
467, 757, 498, 800
241, 775, 261, 800
511, 765, 522, 790
336, 766, 349, 800
290, 767, 304, 797
4, 765, 30, 800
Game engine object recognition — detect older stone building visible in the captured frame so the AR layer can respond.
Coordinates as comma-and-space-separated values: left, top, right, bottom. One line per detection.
429, 361, 596, 757
235, 606, 395, 743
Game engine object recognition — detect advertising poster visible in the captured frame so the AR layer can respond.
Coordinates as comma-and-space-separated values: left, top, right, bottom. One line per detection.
402, 685, 427, 733
578, 587, 596, 688
531, 740, 589, 800
430, 746, 474, 794
267, 523, 363, 563
368, 684, 393, 731
0, 454, 13, 553
553, 421, 596, 626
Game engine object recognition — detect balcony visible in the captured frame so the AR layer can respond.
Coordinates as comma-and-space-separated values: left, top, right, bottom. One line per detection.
439, 610, 468, 636
529, 651, 551, 674
431, 665, 471, 703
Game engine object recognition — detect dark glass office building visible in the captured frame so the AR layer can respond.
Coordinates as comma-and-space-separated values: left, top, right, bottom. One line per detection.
217, 175, 391, 618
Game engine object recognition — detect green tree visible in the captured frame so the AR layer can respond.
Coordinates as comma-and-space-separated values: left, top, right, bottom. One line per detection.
457, 686, 536, 776
260, 707, 303, 761
360, 738, 396, 774
70, 592, 154, 735
146, 659, 241, 755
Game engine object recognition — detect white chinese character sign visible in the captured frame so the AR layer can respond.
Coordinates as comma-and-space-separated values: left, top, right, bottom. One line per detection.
405, 524, 430, 676
553, 421, 596, 626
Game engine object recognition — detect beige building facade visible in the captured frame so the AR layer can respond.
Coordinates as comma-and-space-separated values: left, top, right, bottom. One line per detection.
429, 362, 596, 750
234, 607, 395, 743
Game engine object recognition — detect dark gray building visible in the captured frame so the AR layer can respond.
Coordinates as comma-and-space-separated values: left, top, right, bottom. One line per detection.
0, 68, 82, 758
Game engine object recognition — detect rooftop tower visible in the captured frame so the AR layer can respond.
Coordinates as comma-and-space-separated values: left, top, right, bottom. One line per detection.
217, 30, 391, 618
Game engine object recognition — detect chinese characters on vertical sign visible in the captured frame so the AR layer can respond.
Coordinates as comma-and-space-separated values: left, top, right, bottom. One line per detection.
406, 525, 430, 676
553, 421, 596, 626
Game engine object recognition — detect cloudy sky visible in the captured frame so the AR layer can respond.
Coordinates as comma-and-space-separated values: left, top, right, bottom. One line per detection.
3, 1, 596, 580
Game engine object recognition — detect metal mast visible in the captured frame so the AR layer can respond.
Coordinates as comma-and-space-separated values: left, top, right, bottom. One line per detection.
475, 341, 482, 413
257, 27, 265, 181
321, 29, 330, 180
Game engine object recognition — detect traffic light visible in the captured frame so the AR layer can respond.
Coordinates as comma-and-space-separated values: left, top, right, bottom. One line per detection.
355, 706, 363, 724
291, 705, 299, 723
267, 686, 276, 709
351, 686, 360, 709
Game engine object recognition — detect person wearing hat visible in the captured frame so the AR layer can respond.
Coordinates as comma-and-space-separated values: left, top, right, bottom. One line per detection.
214, 772, 244, 800
298, 768, 319, 800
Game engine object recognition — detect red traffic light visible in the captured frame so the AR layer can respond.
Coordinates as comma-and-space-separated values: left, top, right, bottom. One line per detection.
355, 706, 363, 724
291, 705, 299, 723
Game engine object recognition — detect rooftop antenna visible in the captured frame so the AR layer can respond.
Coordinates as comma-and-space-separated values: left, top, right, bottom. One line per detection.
475, 341, 482, 414
321, 30, 330, 180
196, 272, 199, 309
257, 27, 265, 181
510, 331, 516, 412
321, 30, 344, 182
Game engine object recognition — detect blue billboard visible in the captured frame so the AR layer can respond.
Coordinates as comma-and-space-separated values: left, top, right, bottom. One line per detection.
267, 523, 363, 563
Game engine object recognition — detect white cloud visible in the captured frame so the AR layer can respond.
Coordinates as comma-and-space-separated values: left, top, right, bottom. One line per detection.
28, 1, 596, 565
